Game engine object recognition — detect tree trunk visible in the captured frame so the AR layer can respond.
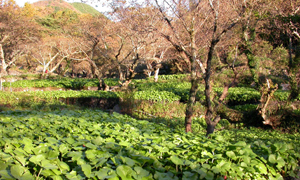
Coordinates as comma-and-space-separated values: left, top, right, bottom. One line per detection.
154, 68, 159, 82
206, 116, 220, 136
0, 77, 2, 91
184, 18, 198, 133
288, 39, 300, 101
49, 57, 66, 73
185, 77, 200, 132
204, 40, 217, 134
288, 34, 293, 70
88, 58, 108, 90
206, 121, 216, 136
257, 79, 278, 127
118, 65, 125, 81
0, 44, 8, 75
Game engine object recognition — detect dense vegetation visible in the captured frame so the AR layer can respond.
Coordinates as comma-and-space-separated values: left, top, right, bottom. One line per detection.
0, 109, 299, 180
1, 0, 300, 179
0, 75, 300, 179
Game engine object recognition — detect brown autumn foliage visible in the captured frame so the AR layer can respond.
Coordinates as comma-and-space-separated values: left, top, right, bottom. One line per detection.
0, 0, 299, 133
31, 0, 81, 16
0, 0, 40, 75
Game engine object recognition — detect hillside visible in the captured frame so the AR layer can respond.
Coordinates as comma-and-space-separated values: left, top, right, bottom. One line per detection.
31, 0, 100, 16
32, 0, 81, 14
71, 2, 101, 16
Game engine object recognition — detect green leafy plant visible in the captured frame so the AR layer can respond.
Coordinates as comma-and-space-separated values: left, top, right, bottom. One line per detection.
59, 78, 89, 90
0, 109, 299, 180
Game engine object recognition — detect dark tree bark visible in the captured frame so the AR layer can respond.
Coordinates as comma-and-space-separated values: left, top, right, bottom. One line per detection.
155, 0, 244, 135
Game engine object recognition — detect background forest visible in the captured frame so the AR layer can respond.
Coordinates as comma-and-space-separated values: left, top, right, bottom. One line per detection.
1, 0, 299, 131
0, 0, 300, 179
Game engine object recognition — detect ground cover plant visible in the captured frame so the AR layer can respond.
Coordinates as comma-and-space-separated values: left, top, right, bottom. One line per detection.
1, 78, 120, 89
0, 74, 299, 179
2, 75, 299, 103
0, 109, 299, 180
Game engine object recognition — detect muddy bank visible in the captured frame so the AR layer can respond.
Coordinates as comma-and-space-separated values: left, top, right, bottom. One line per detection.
59, 97, 119, 110
0, 86, 99, 92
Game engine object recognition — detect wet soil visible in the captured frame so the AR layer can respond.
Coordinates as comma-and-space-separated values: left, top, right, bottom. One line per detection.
0, 86, 119, 110
59, 97, 119, 110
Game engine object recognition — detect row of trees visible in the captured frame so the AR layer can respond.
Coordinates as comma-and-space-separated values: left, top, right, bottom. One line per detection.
1, 0, 299, 134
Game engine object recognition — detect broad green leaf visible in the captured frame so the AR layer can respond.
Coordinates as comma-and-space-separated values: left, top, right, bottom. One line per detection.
131, 155, 153, 166
77, 158, 86, 165
241, 162, 248, 167
211, 166, 220, 174
205, 171, 214, 180
234, 141, 247, 147
121, 156, 136, 167
46, 150, 59, 160
202, 151, 213, 158
255, 163, 267, 174
226, 151, 236, 159
271, 174, 284, 180
269, 166, 277, 176
0, 161, 9, 171
154, 171, 177, 180
23, 144, 34, 154
216, 160, 231, 172
10, 165, 34, 180
276, 156, 286, 169
13, 148, 28, 156
95, 168, 112, 179
41, 169, 56, 177
92, 136, 104, 146
85, 143, 97, 149
21, 137, 33, 146
202, 164, 211, 169
29, 154, 45, 164
213, 154, 223, 159
153, 160, 165, 172
32, 144, 48, 155
4, 144, 14, 153
119, 141, 132, 147
116, 165, 135, 180
0, 152, 12, 162
192, 168, 207, 179
15, 155, 26, 166
67, 152, 82, 161
268, 154, 277, 164
170, 155, 184, 165
96, 167, 118, 180
65, 170, 81, 180
85, 150, 97, 161
45, 137, 58, 144
133, 167, 152, 180
182, 171, 198, 180
65, 137, 75, 144
59, 144, 69, 155
52, 169, 62, 175
41, 160, 58, 169
0, 169, 14, 179
81, 164, 92, 178
50, 175, 64, 180
58, 161, 70, 171
214, 135, 225, 142
95, 157, 108, 168
242, 156, 251, 164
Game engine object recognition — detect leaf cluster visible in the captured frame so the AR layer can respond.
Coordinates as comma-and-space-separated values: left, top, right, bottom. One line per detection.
0, 109, 299, 179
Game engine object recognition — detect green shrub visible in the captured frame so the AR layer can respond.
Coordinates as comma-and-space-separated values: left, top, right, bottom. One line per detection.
133, 90, 181, 102
59, 78, 88, 90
